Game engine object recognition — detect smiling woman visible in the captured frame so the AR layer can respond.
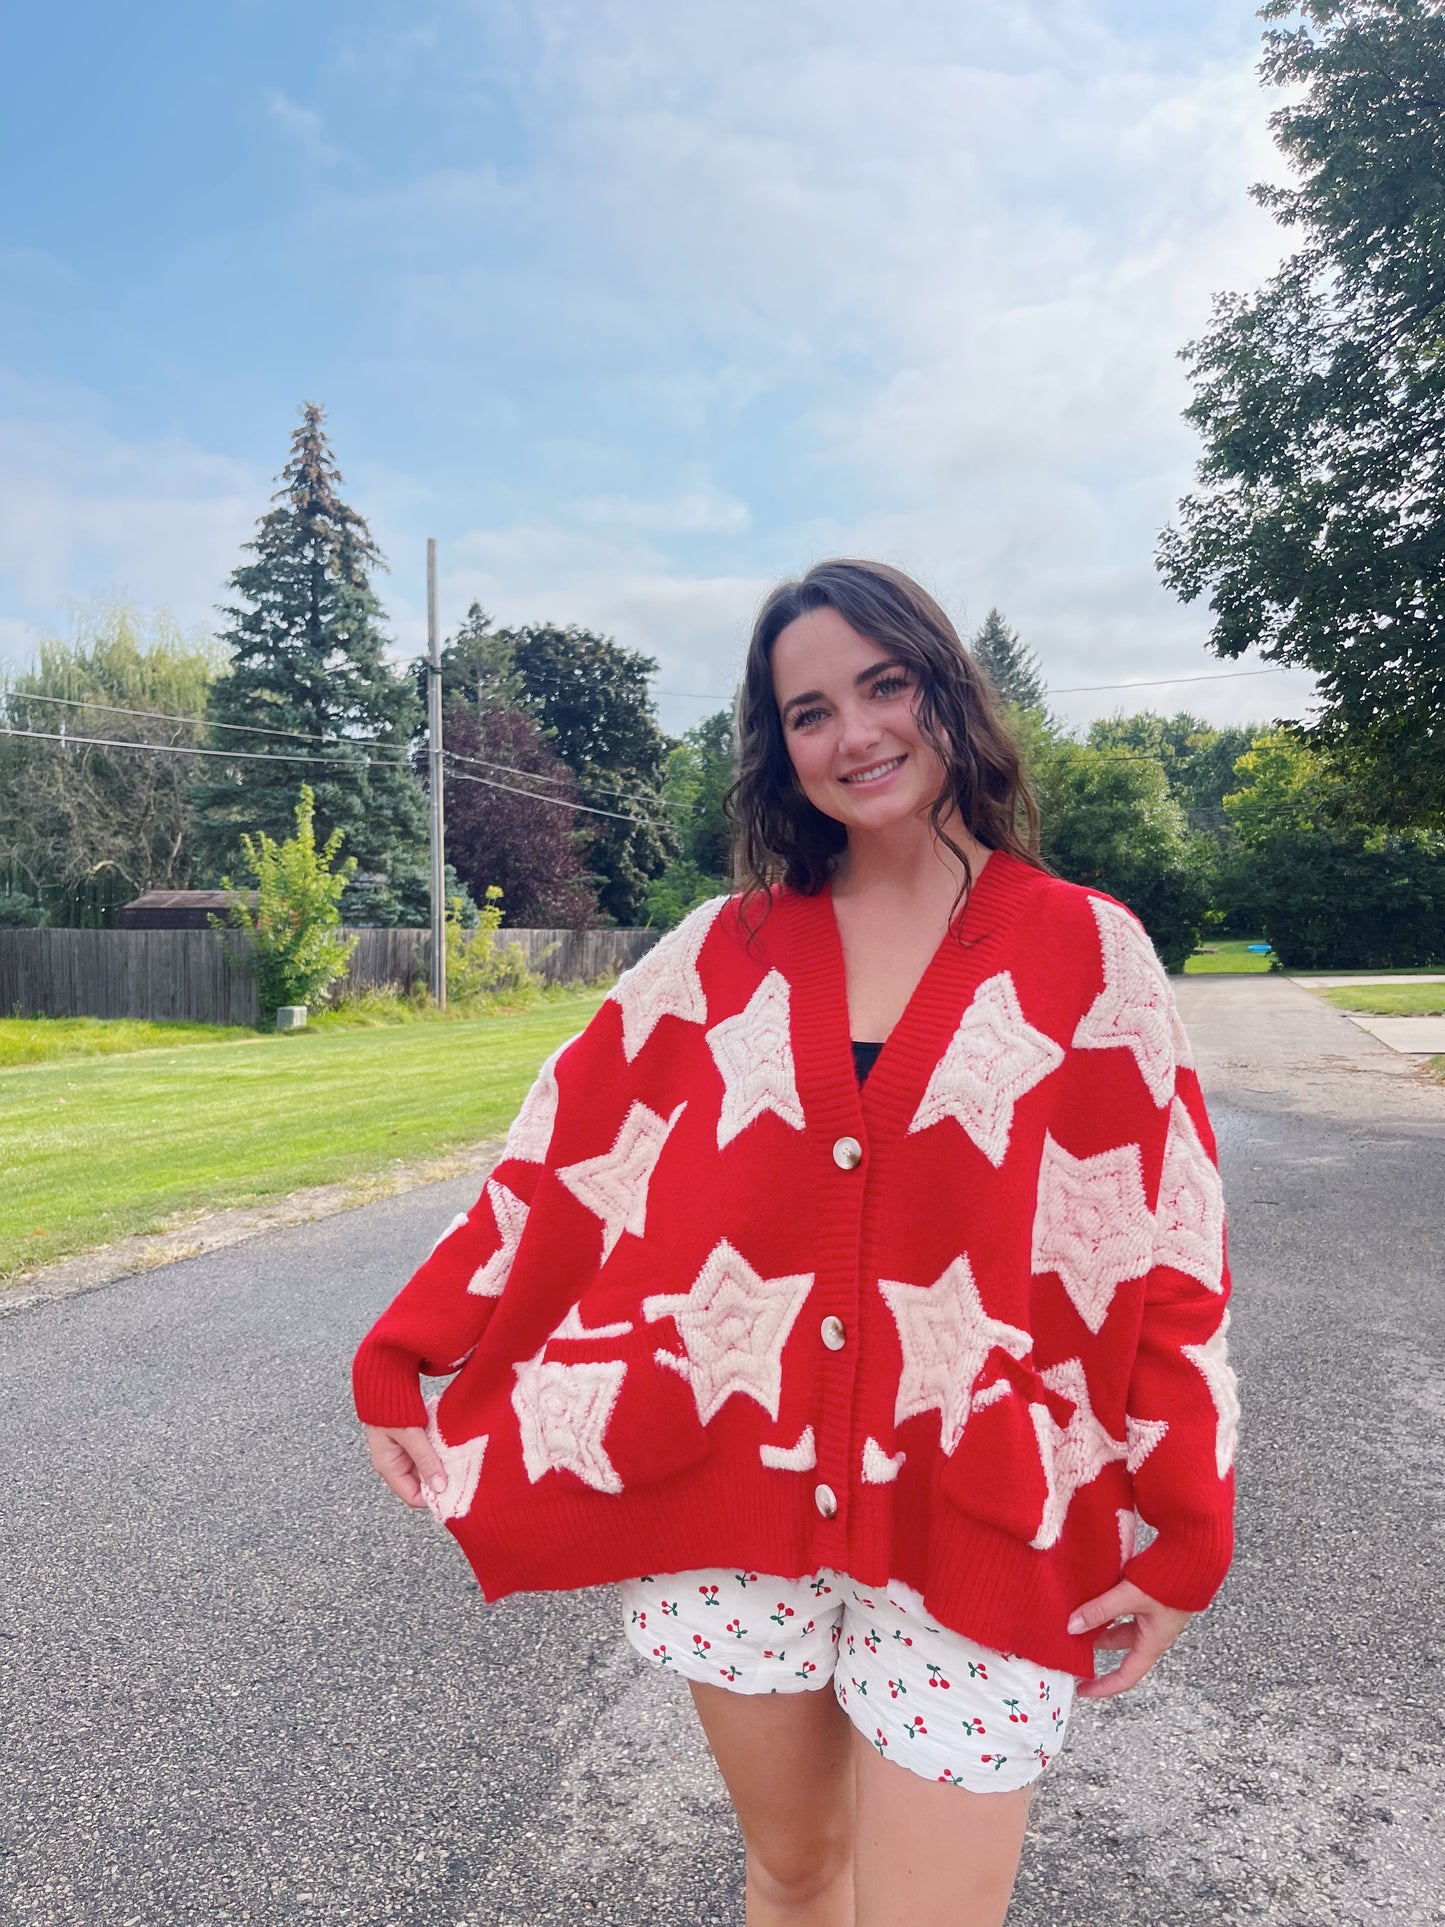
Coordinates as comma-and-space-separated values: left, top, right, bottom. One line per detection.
353, 558, 1238, 1927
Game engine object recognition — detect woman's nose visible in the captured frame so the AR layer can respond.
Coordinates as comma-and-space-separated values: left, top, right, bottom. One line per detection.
836, 702, 882, 756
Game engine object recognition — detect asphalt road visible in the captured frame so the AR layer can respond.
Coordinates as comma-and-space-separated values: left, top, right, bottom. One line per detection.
2, 978, 1442, 1926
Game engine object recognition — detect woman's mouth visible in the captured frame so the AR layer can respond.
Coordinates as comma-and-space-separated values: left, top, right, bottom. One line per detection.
838, 755, 905, 787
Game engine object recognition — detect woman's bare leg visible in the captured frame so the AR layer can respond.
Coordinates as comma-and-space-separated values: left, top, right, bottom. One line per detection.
688, 1680, 856, 1926
851, 1726, 1034, 1927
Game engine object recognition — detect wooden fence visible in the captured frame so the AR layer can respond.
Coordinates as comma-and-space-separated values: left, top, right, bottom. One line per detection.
0, 926, 661, 1027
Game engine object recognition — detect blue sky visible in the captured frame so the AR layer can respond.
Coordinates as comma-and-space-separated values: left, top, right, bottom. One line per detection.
0, 0, 1318, 734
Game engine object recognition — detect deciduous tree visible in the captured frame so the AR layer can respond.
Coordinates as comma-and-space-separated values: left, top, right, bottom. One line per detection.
1159, 0, 1445, 826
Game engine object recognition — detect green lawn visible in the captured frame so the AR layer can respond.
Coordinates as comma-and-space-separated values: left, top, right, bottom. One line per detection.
0, 1015, 259, 1067
1184, 938, 1276, 974
1317, 984, 1445, 1018
0, 991, 605, 1280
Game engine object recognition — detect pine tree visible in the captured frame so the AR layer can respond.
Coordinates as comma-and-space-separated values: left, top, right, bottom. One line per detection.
970, 609, 1049, 716
191, 404, 429, 923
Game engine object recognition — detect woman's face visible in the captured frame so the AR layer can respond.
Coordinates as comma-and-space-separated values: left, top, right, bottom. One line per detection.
769, 605, 947, 833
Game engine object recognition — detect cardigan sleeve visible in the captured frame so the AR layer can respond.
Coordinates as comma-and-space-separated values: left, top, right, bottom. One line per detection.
351, 1027, 583, 1430
1119, 1062, 1239, 1612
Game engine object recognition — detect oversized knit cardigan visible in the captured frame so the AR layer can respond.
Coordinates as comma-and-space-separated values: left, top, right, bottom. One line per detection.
353, 851, 1238, 1676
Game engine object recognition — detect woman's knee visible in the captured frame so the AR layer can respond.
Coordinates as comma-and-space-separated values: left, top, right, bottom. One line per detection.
744, 1826, 853, 1912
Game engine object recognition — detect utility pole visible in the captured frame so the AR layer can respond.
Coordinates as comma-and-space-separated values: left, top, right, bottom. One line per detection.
426, 537, 446, 1009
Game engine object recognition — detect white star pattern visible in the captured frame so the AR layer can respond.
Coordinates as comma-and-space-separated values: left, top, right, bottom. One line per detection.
705, 969, 807, 1149
759, 1426, 816, 1471
422, 1396, 488, 1523
548, 1303, 634, 1342
878, 1255, 1033, 1455
1153, 1097, 1226, 1292
503, 1037, 575, 1164
1074, 896, 1178, 1106
557, 1101, 686, 1263
467, 1180, 530, 1297
1028, 1357, 1128, 1550
643, 1239, 814, 1424
609, 895, 727, 1062
1116, 1506, 1139, 1566
907, 971, 1064, 1167
427, 1210, 469, 1258
1183, 1310, 1240, 1478
1031, 1133, 1153, 1334
862, 1437, 906, 1484
1125, 1414, 1169, 1474
511, 1350, 627, 1492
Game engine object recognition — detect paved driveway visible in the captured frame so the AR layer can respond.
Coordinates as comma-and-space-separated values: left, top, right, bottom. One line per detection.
2, 977, 1441, 1924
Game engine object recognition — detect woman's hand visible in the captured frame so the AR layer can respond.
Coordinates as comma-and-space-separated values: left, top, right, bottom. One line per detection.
365, 1424, 448, 1510
1067, 1581, 1193, 1700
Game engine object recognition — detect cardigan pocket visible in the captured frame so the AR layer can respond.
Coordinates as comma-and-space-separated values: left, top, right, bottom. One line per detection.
938, 1361, 1074, 1549
535, 1318, 712, 1495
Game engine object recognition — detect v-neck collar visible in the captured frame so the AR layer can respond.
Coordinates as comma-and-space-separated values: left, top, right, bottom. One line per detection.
780, 848, 1047, 1146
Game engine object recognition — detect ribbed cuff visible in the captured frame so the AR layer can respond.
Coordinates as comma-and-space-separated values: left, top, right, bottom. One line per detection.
1123, 1511, 1234, 1613
352, 1338, 429, 1430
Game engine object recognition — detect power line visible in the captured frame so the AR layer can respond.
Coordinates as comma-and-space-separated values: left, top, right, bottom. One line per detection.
3, 688, 416, 760
1050, 666, 1294, 696
0, 723, 384, 768
442, 761, 659, 825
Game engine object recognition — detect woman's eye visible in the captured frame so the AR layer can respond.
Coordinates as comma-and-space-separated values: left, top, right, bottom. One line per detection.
789, 705, 827, 730
871, 673, 911, 699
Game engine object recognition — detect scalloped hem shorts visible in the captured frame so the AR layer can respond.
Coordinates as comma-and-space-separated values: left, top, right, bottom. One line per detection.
620, 1568, 1075, 1793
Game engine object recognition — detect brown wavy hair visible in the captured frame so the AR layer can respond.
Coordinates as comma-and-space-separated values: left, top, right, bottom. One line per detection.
727, 559, 1042, 925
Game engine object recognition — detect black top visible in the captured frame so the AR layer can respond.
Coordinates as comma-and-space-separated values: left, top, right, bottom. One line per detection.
851, 1040, 884, 1085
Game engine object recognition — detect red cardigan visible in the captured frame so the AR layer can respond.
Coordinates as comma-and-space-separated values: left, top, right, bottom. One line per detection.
353, 851, 1237, 1675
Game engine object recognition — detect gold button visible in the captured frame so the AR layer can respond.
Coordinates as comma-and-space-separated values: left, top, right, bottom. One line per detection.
814, 1482, 838, 1519
820, 1315, 846, 1352
832, 1136, 863, 1170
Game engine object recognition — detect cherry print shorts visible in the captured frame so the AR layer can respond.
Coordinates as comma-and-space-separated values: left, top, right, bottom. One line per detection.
619, 1568, 1074, 1793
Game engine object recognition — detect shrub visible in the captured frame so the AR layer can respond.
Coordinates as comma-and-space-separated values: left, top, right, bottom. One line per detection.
445, 887, 538, 1003
218, 784, 358, 1016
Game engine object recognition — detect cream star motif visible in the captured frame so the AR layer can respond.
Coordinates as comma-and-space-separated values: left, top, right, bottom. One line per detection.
548, 1303, 633, 1342
877, 1255, 1033, 1455
759, 1426, 816, 1471
556, 1101, 686, 1263
1028, 1357, 1128, 1550
609, 895, 727, 1062
862, 1437, 906, 1484
467, 1180, 530, 1297
1116, 1507, 1139, 1566
705, 969, 807, 1149
422, 1396, 488, 1523
1031, 1133, 1153, 1334
1153, 1097, 1225, 1292
643, 1238, 814, 1424
1183, 1310, 1240, 1478
427, 1210, 469, 1258
1125, 1413, 1169, 1473
1074, 895, 1177, 1106
908, 971, 1064, 1166
511, 1350, 627, 1493
503, 1036, 576, 1164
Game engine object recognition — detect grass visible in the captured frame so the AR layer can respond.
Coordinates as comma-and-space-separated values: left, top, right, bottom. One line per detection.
1183, 937, 1276, 975
1317, 984, 1445, 1018
0, 1015, 259, 1067
0, 990, 606, 1280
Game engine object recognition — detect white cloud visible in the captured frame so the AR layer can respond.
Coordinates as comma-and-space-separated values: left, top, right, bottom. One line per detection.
266, 90, 341, 167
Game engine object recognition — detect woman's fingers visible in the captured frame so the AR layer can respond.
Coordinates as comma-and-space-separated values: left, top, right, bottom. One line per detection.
365, 1426, 448, 1510
1068, 1581, 1194, 1699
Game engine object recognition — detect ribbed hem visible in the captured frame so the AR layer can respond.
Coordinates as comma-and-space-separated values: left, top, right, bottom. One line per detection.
352, 1338, 429, 1430
1123, 1513, 1234, 1613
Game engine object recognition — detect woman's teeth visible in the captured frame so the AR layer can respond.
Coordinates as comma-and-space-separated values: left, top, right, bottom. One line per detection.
840, 756, 904, 786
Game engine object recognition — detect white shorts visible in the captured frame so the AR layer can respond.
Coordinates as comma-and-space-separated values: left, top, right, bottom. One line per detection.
620, 1568, 1075, 1793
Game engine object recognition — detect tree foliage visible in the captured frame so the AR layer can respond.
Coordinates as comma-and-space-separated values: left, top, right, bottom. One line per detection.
0, 601, 219, 925
643, 709, 735, 927
1086, 711, 1262, 822
440, 704, 600, 928
970, 608, 1049, 716
508, 622, 678, 923
219, 784, 358, 1015
1018, 712, 1214, 971
1158, 0, 1445, 827
192, 403, 430, 923
1222, 729, 1445, 966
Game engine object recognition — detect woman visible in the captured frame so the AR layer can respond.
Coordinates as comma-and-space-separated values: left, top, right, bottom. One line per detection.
354, 559, 1237, 1926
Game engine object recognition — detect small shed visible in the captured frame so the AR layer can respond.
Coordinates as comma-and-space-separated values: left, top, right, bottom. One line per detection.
116, 890, 257, 930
